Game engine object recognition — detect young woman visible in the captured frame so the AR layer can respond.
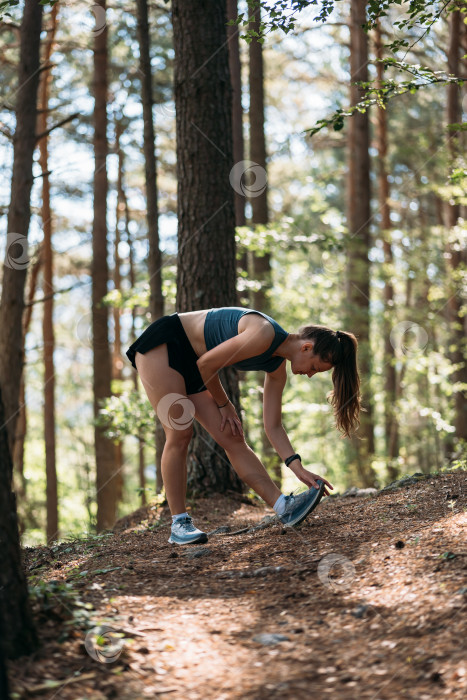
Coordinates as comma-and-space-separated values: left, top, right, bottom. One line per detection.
126, 307, 361, 545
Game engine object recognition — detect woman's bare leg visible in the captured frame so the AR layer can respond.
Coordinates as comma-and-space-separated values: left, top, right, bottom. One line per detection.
135, 345, 193, 516
189, 391, 281, 508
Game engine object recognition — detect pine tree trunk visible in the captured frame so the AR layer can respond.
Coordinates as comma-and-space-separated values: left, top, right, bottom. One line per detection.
93, 0, 117, 531
136, 0, 165, 494
227, 0, 248, 307
38, 3, 59, 544
345, 0, 376, 487
13, 253, 42, 505
0, 0, 43, 457
445, 7, 467, 446
172, 0, 244, 494
374, 21, 399, 480
249, 7, 282, 489
0, 386, 38, 658
127, 208, 148, 504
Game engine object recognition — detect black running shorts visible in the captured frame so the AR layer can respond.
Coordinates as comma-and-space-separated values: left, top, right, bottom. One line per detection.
126, 313, 207, 395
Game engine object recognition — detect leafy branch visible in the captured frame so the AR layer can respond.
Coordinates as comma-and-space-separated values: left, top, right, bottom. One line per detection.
307, 60, 465, 137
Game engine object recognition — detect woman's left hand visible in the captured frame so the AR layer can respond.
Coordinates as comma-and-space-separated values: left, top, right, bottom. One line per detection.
294, 466, 334, 497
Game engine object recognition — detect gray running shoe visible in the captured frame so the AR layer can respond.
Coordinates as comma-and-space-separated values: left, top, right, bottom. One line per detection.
168, 516, 208, 545
279, 480, 325, 527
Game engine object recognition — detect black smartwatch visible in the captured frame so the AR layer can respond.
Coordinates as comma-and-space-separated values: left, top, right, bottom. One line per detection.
285, 453, 301, 467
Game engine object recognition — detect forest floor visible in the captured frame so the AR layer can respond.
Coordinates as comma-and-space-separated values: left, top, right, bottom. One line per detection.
7, 469, 467, 700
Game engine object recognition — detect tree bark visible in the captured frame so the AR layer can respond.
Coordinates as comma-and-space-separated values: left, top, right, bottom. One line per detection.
445, 6, 467, 446
38, 2, 59, 544
136, 0, 165, 494
112, 119, 125, 505
249, 7, 282, 489
0, 0, 43, 457
92, 0, 117, 531
227, 0, 248, 306
172, 0, 244, 494
13, 252, 42, 506
0, 385, 38, 658
345, 0, 376, 486
374, 20, 399, 480
227, 0, 245, 228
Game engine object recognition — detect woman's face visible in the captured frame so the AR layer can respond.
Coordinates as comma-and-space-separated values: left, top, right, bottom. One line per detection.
291, 342, 333, 377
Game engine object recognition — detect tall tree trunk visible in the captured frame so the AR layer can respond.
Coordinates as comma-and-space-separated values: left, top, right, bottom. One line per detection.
249, 7, 282, 489
0, 385, 38, 658
345, 0, 376, 487
38, 3, 59, 544
136, 0, 165, 494
172, 0, 244, 494
374, 21, 398, 480
13, 253, 42, 504
93, 0, 117, 531
112, 119, 125, 505
0, 0, 43, 456
127, 220, 147, 505
227, 0, 248, 308
445, 6, 467, 447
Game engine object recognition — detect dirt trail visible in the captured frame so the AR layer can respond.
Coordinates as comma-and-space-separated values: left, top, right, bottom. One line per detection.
9, 470, 467, 699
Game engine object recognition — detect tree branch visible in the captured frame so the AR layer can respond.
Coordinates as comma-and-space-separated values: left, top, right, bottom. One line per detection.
35, 112, 80, 142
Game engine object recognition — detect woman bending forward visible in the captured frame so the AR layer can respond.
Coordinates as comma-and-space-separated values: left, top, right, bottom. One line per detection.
127, 307, 360, 545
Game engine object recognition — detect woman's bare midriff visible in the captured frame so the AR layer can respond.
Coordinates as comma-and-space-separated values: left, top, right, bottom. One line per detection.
177, 310, 210, 357
178, 309, 274, 359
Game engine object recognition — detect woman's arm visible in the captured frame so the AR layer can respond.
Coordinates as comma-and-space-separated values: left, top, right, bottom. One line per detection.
263, 362, 292, 458
263, 363, 333, 495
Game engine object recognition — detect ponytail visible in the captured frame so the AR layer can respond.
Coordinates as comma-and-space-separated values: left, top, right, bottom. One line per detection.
298, 325, 361, 438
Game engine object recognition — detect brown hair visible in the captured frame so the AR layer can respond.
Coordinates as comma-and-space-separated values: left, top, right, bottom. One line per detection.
298, 324, 361, 438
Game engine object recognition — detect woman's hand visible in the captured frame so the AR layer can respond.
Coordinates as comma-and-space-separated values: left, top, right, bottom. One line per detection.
219, 401, 243, 437
293, 465, 334, 497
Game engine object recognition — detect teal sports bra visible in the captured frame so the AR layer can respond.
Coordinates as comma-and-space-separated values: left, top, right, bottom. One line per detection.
203, 307, 288, 373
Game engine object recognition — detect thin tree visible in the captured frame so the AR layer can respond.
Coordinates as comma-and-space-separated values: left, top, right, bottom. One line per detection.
136, 0, 165, 494
13, 253, 42, 505
227, 0, 248, 308
0, 0, 43, 456
249, 6, 282, 489
445, 4, 467, 447
344, 0, 376, 486
172, 0, 244, 494
374, 20, 399, 479
112, 118, 126, 505
38, 2, 59, 543
92, 0, 117, 531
